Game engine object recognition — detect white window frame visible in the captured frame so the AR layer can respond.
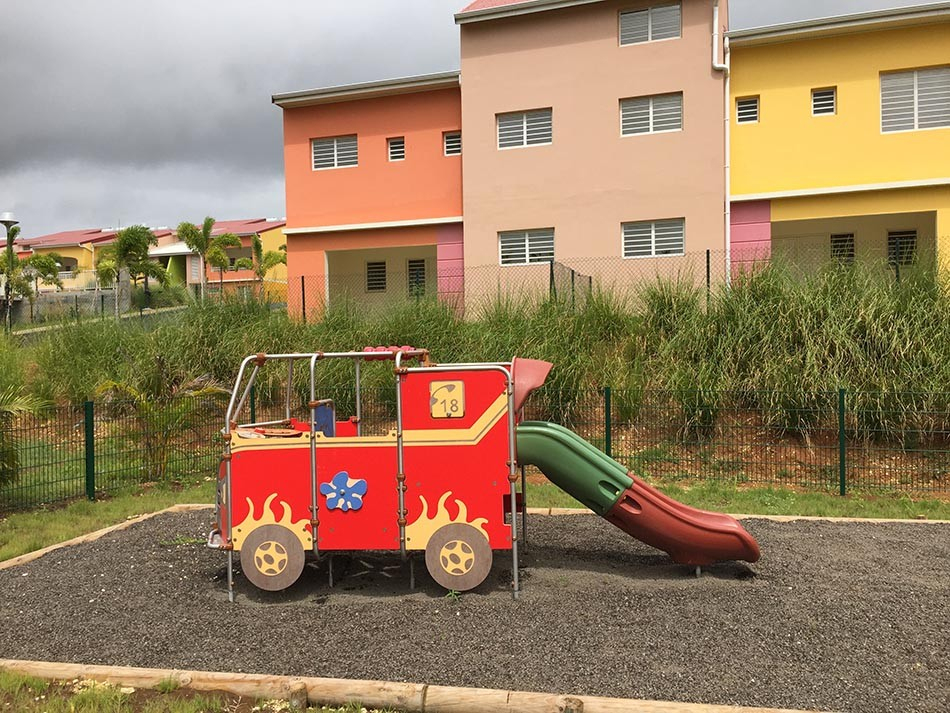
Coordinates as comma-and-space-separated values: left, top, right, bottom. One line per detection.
736, 97, 759, 124
620, 92, 684, 136
812, 87, 837, 116
881, 66, 950, 134
311, 135, 358, 170
498, 229, 555, 266
619, 3, 682, 46
387, 136, 405, 162
365, 261, 387, 292
621, 218, 685, 259
443, 131, 462, 156
496, 109, 553, 150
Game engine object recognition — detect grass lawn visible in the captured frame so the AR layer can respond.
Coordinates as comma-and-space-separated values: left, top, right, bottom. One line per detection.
525, 478, 950, 519
0, 669, 399, 712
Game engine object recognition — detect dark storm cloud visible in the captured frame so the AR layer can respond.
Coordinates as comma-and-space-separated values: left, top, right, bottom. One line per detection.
0, 0, 939, 237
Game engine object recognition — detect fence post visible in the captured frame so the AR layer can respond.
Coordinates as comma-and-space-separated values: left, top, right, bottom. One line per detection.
706, 249, 711, 302
84, 401, 96, 501
604, 386, 612, 458
250, 384, 256, 424
300, 275, 307, 324
548, 261, 555, 300
838, 388, 847, 496
570, 269, 576, 310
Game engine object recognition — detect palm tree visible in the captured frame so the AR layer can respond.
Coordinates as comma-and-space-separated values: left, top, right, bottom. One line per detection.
204, 232, 242, 296
0, 386, 46, 488
176, 216, 216, 302
247, 235, 286, 299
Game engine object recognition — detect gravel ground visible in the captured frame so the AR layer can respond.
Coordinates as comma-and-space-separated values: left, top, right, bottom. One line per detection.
0, 511, 947, 713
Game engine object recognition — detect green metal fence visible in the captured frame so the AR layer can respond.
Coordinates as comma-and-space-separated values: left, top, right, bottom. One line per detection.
1, 387, 948, 514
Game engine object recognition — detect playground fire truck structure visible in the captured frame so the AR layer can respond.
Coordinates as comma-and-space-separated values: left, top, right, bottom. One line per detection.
209, 348, 550, 601
209, 347, 760, 601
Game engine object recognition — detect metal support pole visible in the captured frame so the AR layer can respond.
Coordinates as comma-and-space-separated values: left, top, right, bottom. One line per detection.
395, 366, 407, 559
84, 401, 95, 501
300, 275, 307, 324
604, 386, 612, 459
838, 388, 847, 497
354, 359, 362, 436
520, 464, 528, 554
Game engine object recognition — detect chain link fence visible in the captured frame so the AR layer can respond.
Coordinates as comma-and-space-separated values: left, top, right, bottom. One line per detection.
288, 242, 944, 319
2, 385, 948, 514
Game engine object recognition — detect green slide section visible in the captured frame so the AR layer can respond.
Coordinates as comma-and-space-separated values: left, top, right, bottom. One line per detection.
516, 421, 632, 515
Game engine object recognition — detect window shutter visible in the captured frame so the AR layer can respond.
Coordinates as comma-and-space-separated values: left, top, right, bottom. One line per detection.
887, 230, 917, 266
737, 97, 759, 123
917, 66, 950, 129
499, 229, 554, 265
497, 110, 552, 148
312, 135, 358, 169
621, 97, 651, 134
388, 137, 405, 161
650, 4, 681, 41
444, 131, 462, 155
831, 233, 855, 263
623, 219, 685, 258
620, 4, 680, 45
366, 261, 387, 292
408, 259, 426, 296
619, 9, 649, 45
812, 88, 836, 115
881, 71, 916, 132
621, 94, 682, 135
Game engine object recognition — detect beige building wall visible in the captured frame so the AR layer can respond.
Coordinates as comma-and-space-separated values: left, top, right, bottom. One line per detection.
459, 0, 728, 293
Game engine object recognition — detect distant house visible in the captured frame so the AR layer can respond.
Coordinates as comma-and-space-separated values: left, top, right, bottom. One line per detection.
148, 218, 287, 297
16, 227, 171, 290
728, 4, 950, 272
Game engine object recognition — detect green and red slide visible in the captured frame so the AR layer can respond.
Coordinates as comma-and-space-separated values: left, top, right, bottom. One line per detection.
516, 420, 760, 566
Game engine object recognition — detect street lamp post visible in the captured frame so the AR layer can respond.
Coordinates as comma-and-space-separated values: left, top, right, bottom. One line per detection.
0, 212, 19, 333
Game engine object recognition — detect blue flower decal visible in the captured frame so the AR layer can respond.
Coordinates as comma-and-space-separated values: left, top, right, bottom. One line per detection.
319, 471, 367, 512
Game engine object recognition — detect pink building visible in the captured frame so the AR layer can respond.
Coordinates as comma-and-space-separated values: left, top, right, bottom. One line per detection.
457, 0, 729, 298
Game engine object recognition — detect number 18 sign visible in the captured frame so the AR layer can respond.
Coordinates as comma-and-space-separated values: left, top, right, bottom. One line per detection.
429, 381, 465, 419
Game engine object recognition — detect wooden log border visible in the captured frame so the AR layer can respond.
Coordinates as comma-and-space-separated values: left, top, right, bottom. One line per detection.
0, 658, 825, 713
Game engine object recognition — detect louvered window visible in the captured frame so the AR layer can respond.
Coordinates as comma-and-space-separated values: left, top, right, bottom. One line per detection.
881, 67, 950, 132
736, 97, 759, 124
831, 233, 854, 264
887, 230, 917, 266
619, 4, 681, 45
812, 88, 836, 116
408, 259, 427, 296
366, 261, 387, 292
622, 218, 685, 258
388, 137, 405, 161
621, 93, 683, 135
497, 109, 553, 149
312, 135, 358, 169
444, 131, 462, 156
499, 229, 555, 265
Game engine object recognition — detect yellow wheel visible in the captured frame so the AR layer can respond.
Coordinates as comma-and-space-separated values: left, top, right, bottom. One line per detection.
424, 523, 493, 591
239, 524, 305, 591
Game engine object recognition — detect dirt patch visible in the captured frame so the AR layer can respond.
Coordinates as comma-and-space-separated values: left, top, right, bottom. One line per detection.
0, 511, 947, 713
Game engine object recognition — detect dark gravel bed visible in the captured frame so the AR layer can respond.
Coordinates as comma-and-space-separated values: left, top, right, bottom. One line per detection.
1, 511, 947, 712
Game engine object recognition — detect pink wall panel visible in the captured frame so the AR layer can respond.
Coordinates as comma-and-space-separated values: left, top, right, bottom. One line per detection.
437, 224, 464, 301
731, 200, 771, 275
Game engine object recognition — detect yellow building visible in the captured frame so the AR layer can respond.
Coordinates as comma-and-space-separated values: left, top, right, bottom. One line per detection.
728, 4, 950, 271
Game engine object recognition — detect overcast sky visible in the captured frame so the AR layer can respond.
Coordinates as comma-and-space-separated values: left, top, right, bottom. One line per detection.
0, 0, 939, 238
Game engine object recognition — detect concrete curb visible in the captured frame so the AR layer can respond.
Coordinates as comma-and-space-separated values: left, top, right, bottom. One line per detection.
0, 658, 827, 713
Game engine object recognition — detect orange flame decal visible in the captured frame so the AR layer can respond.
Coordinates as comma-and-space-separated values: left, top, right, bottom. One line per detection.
405, 491, 488, 550
232, 493, 312, 551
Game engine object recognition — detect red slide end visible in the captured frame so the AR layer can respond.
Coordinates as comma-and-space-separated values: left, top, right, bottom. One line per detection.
604, 476, 760, 566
